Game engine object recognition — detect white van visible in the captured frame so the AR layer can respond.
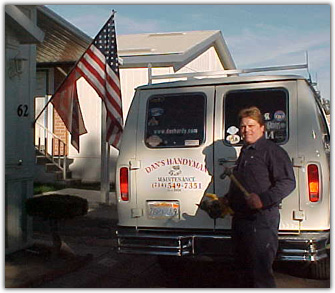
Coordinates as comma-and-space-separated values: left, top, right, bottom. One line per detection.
115, 66, 330, 279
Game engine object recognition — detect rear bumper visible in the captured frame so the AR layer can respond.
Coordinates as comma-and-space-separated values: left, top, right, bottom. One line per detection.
116, 227, 329, 262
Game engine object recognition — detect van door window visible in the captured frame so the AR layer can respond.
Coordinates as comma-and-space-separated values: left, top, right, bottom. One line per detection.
315, 101, 330, 158
145, 93, 206, 148
224, 88, 288, 145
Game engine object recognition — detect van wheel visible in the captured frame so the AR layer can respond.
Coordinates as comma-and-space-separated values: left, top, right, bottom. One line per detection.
309, 257, 330, 280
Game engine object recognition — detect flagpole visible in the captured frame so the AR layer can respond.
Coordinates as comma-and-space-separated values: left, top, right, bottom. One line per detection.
101, 100, 110, 204
33, 10, 117, 125
100, 10, 117, 204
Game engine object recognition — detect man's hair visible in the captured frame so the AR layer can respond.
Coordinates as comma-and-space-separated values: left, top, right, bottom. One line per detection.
238, 106, 265, 126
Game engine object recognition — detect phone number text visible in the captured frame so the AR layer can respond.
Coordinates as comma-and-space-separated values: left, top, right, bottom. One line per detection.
151, 182, 202, 191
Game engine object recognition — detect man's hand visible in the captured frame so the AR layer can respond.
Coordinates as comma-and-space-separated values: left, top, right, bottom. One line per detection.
246, 193, 263, 209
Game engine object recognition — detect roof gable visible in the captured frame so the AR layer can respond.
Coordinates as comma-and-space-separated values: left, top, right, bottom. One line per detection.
118, 30, 235, 70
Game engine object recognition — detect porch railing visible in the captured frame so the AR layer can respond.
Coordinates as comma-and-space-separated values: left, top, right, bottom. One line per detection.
35, 122, 68, 180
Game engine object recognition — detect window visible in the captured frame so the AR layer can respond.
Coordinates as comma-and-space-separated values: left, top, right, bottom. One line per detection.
145, 93, 206, 148
224, 88, 288, 145
315, 100, 330, 157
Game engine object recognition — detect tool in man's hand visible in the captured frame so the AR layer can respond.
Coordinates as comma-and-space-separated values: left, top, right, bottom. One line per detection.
220, 166, 250, 197
221, 166, 263, 209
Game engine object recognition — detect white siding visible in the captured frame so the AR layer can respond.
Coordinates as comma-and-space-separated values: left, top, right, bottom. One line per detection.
119, 68, 148, 120
178, 47, 224, 73
68, 77, 104, 182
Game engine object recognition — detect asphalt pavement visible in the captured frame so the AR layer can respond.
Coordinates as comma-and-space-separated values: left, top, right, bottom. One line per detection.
5, 188, 331, 288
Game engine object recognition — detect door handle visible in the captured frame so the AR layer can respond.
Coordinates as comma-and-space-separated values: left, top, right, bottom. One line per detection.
129, 159, 141, 170
218, 158, 237, 165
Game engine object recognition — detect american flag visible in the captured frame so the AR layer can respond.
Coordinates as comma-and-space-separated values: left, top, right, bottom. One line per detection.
51, 11, 123, 150
76, 11, 123, 149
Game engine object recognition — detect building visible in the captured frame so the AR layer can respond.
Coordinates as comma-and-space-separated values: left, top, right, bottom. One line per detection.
34, 6, 236, 184
5, 5, 44, 253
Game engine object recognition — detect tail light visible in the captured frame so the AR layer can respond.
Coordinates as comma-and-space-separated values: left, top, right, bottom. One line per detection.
120, 167, 129, 201
308, 164, 320, 202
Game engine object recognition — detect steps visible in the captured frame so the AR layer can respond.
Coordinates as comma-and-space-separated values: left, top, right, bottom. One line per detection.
34, 149, 81, 186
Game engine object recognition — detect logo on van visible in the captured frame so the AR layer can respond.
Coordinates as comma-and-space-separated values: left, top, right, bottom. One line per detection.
150, 107, 164, 117
226, 134, 240, 145
274, 110, 286, 122
168, 165, 182, 176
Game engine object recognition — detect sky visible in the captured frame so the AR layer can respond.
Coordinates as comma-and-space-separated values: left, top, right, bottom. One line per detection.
45, 3, 331, 101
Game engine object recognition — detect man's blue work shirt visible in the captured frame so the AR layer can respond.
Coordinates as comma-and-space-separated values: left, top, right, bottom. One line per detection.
227, 135, 296, 215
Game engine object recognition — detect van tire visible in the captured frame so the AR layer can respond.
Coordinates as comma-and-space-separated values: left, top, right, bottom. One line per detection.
308, 257, 330, 280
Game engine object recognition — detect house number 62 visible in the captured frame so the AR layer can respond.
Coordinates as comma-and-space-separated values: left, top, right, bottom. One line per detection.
17, 104, 29, 117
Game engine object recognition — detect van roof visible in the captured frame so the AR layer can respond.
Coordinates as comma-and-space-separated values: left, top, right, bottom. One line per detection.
138, 74, 306, 90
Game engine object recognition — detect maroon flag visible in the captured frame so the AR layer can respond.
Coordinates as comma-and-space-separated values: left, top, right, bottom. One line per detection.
75, 11, 123, 149
51, 70, 87, 152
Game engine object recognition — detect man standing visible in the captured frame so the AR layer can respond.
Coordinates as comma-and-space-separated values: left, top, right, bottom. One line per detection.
225, 106, 296, 287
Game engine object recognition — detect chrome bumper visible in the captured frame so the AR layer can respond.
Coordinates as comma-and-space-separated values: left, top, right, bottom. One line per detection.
116, 227, 329, 262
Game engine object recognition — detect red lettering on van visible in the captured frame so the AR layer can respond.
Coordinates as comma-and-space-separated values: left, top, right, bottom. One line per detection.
145, 167, 152, 174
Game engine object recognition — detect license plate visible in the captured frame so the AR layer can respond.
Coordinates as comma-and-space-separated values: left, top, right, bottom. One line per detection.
147, 201, 179, 219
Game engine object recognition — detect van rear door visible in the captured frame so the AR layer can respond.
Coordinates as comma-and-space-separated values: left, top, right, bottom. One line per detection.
214, 81, 301, 231
133, 86, 216, 229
